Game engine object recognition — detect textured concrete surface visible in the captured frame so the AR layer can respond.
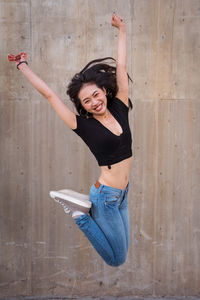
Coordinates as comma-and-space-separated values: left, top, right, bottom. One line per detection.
1, 298, 200, 300
1, 0, 200, 298
1, 297, 142, 300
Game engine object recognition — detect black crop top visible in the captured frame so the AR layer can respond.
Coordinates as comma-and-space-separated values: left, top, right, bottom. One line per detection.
72, 97, 132, 168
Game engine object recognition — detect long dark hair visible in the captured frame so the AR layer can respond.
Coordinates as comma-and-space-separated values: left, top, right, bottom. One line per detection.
67, 57, 133, 117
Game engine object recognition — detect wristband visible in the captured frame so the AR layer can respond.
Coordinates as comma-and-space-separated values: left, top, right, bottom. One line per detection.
17, 61, 28, 70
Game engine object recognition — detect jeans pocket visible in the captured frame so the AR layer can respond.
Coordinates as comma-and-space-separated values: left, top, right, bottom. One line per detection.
104, 194, 121, 206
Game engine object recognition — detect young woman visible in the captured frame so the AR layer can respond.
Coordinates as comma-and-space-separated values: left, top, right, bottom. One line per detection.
8, 13, 133, 267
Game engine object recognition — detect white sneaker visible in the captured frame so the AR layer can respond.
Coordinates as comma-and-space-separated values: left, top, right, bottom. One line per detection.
49, 189, 91, 215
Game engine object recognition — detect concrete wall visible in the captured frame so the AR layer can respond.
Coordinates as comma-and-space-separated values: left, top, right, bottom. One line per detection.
0, 0, 200, 297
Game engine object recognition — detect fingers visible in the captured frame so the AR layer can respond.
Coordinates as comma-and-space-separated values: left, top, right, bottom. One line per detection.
112, 12, 124, 24
112, 12, 122, 19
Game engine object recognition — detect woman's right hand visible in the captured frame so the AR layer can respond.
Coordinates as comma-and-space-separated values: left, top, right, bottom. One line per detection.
8, 52, 27, 66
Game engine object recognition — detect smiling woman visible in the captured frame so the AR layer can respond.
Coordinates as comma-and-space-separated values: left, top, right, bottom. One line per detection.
66, 55, 132, 119
79, 84, 107, 114
8, 13, 133, 267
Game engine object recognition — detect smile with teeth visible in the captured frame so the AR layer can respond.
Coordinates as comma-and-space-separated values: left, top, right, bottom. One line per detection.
94, 103, 103, 112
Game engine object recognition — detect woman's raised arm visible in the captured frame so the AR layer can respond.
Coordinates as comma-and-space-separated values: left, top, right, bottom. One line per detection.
111, 13, 129, 106
8, 53, 77, 130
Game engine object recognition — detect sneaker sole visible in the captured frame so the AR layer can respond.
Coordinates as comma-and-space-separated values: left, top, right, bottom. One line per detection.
58, 189, 90, 201
49, 191, 91, 208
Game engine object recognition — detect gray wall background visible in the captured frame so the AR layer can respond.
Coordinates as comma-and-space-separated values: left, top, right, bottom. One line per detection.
1, 0, 200, 298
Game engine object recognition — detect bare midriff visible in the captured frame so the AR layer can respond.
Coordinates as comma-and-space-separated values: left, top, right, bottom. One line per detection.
98, 156, 133, 190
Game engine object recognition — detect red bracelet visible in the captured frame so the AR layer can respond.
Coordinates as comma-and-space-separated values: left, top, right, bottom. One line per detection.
17, 61, 28, 70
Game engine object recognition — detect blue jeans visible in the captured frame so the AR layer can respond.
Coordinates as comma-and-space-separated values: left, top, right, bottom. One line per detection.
74, 182, 130, 267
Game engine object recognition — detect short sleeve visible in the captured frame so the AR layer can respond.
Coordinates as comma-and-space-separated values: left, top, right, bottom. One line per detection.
109, 97, 129, 118
114, 97, 129, 111
72, 115, 87, 136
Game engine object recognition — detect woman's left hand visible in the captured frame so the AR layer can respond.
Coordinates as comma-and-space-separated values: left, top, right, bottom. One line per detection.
111, 12, 125, 29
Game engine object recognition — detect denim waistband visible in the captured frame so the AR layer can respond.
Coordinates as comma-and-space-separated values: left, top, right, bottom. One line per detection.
92, 180, 129, 197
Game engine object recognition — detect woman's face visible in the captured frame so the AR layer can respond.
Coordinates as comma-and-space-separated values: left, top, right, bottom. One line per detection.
78, 83, 107, 116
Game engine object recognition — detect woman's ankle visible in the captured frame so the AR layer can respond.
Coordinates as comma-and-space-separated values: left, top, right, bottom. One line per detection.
72, 211, 85, 219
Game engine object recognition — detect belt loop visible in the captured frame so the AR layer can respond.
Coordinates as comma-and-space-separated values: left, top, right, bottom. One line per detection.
125, 183, 129, 196
99, 184, 103, 193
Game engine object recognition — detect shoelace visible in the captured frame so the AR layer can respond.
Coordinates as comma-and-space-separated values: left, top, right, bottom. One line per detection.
56, 198, 71, 214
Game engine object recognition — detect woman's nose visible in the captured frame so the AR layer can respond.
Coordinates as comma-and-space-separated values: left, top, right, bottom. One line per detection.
91, 98, 99, 107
